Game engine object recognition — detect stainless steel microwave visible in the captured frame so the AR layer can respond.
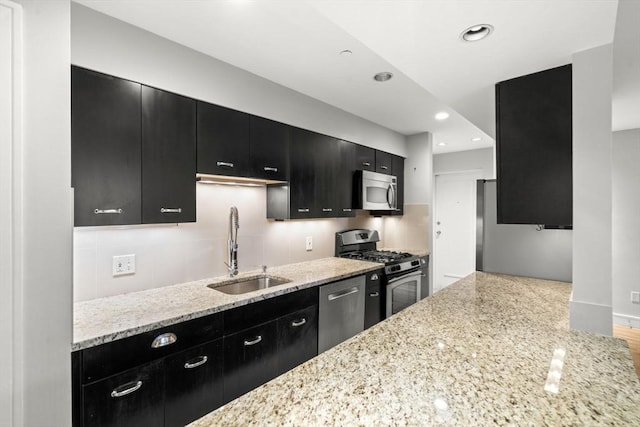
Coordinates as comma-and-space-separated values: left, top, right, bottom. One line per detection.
354, 170, 397, 211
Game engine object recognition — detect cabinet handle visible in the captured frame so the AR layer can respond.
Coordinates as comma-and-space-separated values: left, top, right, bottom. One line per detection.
111, 380, 142, 398
370, 273, 379, 281
151, 332, 177, 348
291, 318, 306, 327
184, 355, 208, 369
217, 161, 234, 168
362, 162, 371, 167
263, 166, 278, 172
94, 208, 122, 215
160, 207, 182, 213
322, 208, 333, 212
328, 286, 359, 301
381, 165, 389, 170
297, 208, 310, 213
369, 292, 380, 297
342, 208, 352, 212
244, 335, 262, 346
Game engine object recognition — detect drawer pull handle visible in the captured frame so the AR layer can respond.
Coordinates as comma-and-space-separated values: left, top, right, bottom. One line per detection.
94, 208, 122, 215
322, 208, 333, 212
244, 335, 262, 346
362, 162, 371, 167
369, 292, 380, 297
328, 286, 359, 301
297, 208, 310, 213
111, 380, 142, 398
291, 318, 306, 327
184, 355, 208, 369
381, 165, 389, 170
217, 161, 234, 168
151, 332, 177, 348
263, 166, 278, 172
342, 208, 352, 212
160, 207, 182, 213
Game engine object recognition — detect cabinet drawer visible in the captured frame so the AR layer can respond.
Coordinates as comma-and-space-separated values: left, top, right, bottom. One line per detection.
82, 312, 223, 382
223, 287, 317, 335
83, 359, 164, 427
277, 304, 318, 375
223, 321, 278, 403
164, 339, 224, 427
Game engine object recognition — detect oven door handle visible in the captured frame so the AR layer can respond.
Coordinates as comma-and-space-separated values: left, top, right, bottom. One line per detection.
387, 270, 422, 284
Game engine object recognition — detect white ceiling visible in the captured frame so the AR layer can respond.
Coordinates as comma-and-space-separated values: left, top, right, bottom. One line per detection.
74, 0, 629, 154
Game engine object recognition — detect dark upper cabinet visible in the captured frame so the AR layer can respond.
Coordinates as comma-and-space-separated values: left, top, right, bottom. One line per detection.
355, 144, 376, 171
495, 64, 572, 226
375, 150, 392, 174
335, 139, 356, 217
288, 128, 319, 218
370, 153, 405, 216
141, 86, 196, 224
197, 102, 251, 177
72, 66, 142, 226
249, 116, 290, 181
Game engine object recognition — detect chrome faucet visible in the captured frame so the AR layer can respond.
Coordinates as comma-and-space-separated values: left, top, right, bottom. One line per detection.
226, 206, 239, 276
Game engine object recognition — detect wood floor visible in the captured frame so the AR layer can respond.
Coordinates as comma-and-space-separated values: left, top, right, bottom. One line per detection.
613, 324, 640, 378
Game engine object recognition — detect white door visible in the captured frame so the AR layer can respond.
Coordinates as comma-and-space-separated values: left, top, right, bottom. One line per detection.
433, 171, 483, 292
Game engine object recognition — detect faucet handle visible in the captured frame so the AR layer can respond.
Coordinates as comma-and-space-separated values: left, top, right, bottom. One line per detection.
261, 265, 267, 274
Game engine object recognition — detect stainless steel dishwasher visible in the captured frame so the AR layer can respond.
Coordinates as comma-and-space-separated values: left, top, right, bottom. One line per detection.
318, 275, 365, 353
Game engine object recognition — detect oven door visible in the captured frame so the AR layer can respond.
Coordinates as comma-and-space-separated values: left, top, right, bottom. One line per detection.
385, 270, 422, 317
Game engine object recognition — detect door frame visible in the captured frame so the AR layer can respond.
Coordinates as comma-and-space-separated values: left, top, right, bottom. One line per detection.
432, 169, 483, 293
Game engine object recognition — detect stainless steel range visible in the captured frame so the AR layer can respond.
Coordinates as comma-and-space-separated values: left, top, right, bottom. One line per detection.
335, 229, 423, 318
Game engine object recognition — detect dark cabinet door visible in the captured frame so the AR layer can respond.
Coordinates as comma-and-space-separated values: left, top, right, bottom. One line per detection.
316, 135, 339, 217
364, 269, 383, 329
276, 305, 318, 375
334, 140, 356, 217
164, 339, 224, 427
223, 321, 278, 403
391, 154, 404, 215
197, 102, 251, 177
289, 128, 319, 218
375, 150, 392, 174
72, 66, 141, 226
250, 116, 289, 181
83, 359, 164, 427
141, 86, 196, 224
419, 255, 430, 300
355, 145, 376, 171
496, 64, 572, 226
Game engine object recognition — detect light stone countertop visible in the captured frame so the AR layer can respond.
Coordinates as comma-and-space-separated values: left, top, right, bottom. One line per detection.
190, 272, 640, 426
72, 257, 383, 351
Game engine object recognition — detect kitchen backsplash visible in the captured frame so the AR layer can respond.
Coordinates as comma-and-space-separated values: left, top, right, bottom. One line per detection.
73, 184, 429, 301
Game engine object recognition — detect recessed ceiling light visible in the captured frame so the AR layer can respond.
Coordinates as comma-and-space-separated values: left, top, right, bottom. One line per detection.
437, 142, 447, 147
471, 137, 482, 142
340, 49, 353, 57
461, 24, 494, 42
435, 111, 449, 121
373, 72, 393, 82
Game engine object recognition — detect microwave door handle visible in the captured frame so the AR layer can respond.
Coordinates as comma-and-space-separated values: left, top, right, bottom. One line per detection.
387, 184, 396, 209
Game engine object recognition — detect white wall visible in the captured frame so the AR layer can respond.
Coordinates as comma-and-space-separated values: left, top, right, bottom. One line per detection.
6, 1, 73, 426
433, 147, 495, 179
405, 132, 433, 204
70, 3, 406, 156
612, 129, 640, 327
570, 44, 613, 336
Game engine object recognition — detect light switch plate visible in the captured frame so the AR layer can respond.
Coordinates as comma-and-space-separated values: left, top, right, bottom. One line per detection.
631, 291, 640, 304
113, 254, 136, 276
305, 236, 313, 251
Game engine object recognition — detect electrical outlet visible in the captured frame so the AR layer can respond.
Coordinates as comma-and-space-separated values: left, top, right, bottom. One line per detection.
631, 291, 640, 304
113, 254, 136, 277
305, 236, 313, 251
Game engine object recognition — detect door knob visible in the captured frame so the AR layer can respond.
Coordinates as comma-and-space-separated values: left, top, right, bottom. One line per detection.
436, 231, 442, 236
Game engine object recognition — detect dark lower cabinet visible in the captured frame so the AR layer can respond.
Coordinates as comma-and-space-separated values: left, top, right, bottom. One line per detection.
419, 255, 430, 299
222, 321, 278, 403
83, 359, 164, 427
364, 269, 383, 329
277, 305, 318, 375
164, 339, 224, 427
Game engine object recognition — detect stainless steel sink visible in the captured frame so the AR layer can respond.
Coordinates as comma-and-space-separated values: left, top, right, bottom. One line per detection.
208, 276, 291, 295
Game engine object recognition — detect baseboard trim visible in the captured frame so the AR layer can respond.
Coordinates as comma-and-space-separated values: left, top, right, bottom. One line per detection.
569, 297, 613, 335
613, 312, 640, 328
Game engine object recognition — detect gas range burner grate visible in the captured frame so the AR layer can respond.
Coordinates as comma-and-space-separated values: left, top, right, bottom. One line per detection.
342, 250, 414, 264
